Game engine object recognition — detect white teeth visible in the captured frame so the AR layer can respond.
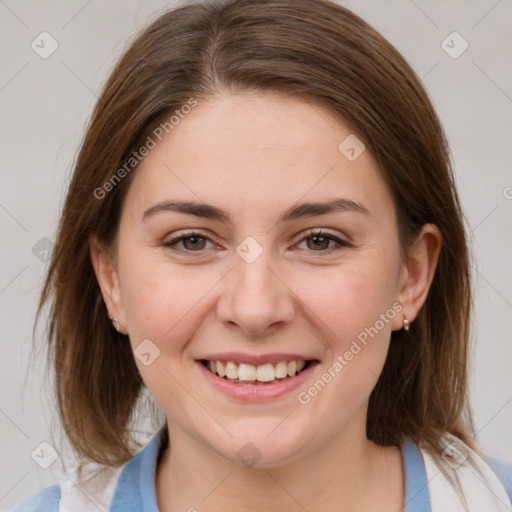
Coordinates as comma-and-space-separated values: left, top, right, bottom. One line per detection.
205, 359, 309, 383
287, 360, 297, 377
275, 361, 288, 378
256, 363, 276, 382
216, 361, 226, 377
238, 363, 257, 381
225, 361, 238, 379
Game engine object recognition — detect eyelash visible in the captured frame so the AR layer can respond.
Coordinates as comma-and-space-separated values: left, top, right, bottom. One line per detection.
162, 228, 351, 255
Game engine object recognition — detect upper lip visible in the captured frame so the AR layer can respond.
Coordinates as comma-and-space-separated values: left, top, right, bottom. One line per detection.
198, 352, 318, 366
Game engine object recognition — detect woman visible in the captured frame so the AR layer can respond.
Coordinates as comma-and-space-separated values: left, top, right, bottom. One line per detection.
11, 0, 512, 510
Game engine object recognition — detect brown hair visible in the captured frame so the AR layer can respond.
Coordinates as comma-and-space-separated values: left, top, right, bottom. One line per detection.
37, 0, 475, 467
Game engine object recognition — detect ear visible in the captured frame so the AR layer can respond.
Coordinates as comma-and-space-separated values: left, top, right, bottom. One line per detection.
89, 235, 128, 334
392, 223, 442, 331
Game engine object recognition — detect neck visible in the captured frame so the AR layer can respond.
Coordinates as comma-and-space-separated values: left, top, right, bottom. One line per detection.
155, 416, 404, 511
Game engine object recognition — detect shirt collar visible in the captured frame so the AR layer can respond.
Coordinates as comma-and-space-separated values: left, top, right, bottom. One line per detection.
402, 436, 432, 511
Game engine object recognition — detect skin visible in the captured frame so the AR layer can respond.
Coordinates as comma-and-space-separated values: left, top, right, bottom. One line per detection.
91, 91, 441, 511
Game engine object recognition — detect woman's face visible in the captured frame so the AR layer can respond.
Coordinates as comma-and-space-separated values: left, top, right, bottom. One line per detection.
106, 92, 411, 466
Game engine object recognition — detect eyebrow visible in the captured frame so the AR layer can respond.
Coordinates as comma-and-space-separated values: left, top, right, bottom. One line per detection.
142, 197, 371, 224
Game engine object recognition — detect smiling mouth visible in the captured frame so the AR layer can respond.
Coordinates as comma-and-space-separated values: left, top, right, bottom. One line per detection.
200, 359, 315, 385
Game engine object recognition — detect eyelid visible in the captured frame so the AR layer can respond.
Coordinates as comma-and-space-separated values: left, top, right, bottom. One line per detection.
162, 229, 218, 249
295, 227, 351, 245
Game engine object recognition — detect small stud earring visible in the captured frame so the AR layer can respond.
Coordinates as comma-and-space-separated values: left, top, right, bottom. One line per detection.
110, 317, 120, 331
403, 317, 410, 331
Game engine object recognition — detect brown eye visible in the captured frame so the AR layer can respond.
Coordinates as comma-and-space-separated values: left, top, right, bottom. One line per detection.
181, 236, 207, 250
306, 234, 332, 251
163, 233, 213, 251
295, 229, 351, 253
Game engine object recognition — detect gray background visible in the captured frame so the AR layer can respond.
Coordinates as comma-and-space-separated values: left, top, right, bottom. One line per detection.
1, 0, 511, 509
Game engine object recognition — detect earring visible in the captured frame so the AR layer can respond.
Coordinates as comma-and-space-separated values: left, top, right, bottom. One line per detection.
403, 317, 410, 331
110, 317, 120, 332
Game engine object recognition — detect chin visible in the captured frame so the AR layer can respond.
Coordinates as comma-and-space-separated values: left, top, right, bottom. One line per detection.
203, 424, 311, 469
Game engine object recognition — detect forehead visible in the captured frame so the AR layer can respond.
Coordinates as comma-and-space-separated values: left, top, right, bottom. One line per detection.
123, 91, 394, 223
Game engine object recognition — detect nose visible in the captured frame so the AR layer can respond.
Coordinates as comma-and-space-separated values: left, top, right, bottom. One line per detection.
216, 250, 296, 337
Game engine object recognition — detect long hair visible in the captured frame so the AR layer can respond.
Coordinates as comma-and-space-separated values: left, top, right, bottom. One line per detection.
37, 0, 474, 466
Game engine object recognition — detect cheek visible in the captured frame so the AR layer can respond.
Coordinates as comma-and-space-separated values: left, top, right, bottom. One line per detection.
117, 254, 217, 408
291, 255, 399, 344
120, 257, 215, 346
290, 253, 401, 413
292, 261, 398, 426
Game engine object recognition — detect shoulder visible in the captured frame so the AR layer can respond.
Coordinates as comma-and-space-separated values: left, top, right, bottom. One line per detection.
419, 433, 512, 511
8, 464, 128, 512
484, 454, 512, 504
8, 427, 166, 512
8, 484, 61, 512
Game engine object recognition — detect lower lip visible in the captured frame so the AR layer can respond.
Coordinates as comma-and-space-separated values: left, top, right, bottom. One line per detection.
196, 360, 319, 402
